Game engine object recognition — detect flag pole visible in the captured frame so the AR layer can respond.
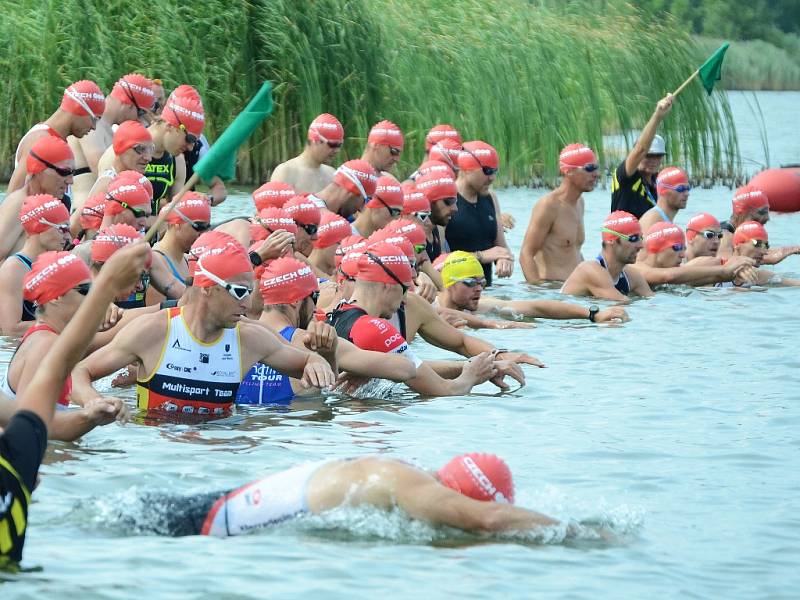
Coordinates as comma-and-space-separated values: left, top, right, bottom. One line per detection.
144, 172, 200, 242
671, 69, 699, 98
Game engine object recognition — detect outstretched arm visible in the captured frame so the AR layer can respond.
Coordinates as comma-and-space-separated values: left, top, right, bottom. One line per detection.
761, 245, 800, 266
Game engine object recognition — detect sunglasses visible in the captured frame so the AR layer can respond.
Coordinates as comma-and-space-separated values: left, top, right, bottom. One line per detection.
299, 223, 318, 236
601, 227, 642, 243
172, 112, 198, 145
755, 207, 770, 216
338, 267, 355, 283
583, 164, 599, 173
375, 196, 402, 217
388, 147, 401, 157
195, 258, 253, 300
107, 194, 149, 219
751, 239, 770, 249
413, 243, 426, 254
456, 277, 486, 288
73, 283, 91, 296
481, 166, 498, 176
412, 211, 430, 221
132, 143, 155, 156
30, 151, 74, 177
689, 229, 723, 240
39, 217, 70, 234
661, 183, 692, 193
670, 243, 686, 252
440, 197, 457, 207
315, 130, 343, 149
365, 251, 409, 294
339, 167, 370, 203
174, 207, 210, 232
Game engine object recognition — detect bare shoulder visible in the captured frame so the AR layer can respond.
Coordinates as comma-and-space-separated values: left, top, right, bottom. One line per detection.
0, 189, 25, 215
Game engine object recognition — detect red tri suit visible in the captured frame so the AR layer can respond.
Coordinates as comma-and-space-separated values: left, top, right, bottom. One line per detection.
136, 307, 244, 415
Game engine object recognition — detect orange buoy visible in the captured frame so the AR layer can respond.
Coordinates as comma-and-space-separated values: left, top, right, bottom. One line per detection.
749, 168, 800, 213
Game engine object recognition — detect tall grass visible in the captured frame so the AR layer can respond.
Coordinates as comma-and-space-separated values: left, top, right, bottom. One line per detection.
696, 36, 800, 91
0, 0, 739, 185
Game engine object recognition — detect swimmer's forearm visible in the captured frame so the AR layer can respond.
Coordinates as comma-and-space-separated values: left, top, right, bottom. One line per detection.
48, 409, 97, 442
507, 299, 588, 320
762, 245, 800, 265
424, 360, 463, 379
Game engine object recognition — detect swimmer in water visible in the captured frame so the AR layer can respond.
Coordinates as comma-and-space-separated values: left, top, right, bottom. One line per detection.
270, 113, 344, 194
361, 120, 404, 175
113, 453, 562, 538
717, 222, 800, 288
435, 252, 628, 329
0, 241, 150, 566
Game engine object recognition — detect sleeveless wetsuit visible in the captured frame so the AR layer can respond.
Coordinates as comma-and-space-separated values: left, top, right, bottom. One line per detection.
115, 284, 148, 309
127, 460, 332, 537
445, 192, 498, 285
11, 253, 36, 322
425, 228, 443, 263
327, 302, 407, 340
0, 324, 71, 409
596, 254, 630, 295
183, 136, 209, 183
14, 124, 62, 168
136, 307, 243, 415
236, 326, 296, 405
144, 151, 175, 213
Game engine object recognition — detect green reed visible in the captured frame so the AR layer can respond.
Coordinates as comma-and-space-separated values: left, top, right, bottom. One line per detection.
0, 0, 739, 186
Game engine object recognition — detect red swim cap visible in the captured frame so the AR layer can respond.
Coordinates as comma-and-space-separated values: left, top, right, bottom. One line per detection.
23, 251, 91, 306
732, 185, 769, 215
117, 169, 154, 199
369, 230, 415, 264
111, 74, 156, 111
188, 231, 238, 277
602, 211, 641, 242
91, 223, 142, 262
367, 175, 404, 210
733, 220, 768, 245
60, 80, 105, 117
416, 171, 458, 204
384, 218, 426, 246
334, 160, 379, 199
401, 183, 429, 215
113, 120, 153, 155
426, 124, 462, 151
656, 167, 689, 194
559, 143, 598, 174
80, 193, 106, 231
104, 171, 152, 215
284, 194, 322, 226
314, 212, 351, 249
308, 113, 344, 144
645, 222, 685, 254
349, 315, 409, 354
162, 93, 205, 137
193, 238, 252, 288
437, 453, 514, 503
259, 256, 318, 305
170, 84, 203, 105
429, 139, 463, 170
253, 207, 298, 242
253, 181, 295, 212
27, 136, 73, 175
339, 249, 365, 280
432, 252, 449, 271
165, 191, 210, 225
19, 194, 69, 235
335, 235, 367, 270
685, 212, 721, 242
356, 242, 413, 287
416, 160, 455, 181
368, 120, 404, 149
458, 141, 499, 171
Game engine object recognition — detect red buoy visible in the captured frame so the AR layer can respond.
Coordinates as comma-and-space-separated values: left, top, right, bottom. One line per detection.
749, 168, 800, 213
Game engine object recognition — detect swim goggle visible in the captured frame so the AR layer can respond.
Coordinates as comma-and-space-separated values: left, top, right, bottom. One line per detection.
194, 258, 253, 300
174, 207, 210, 232
688, 228, 723, 240
312, 129, 343, 149
364, 251, 409, 294
374, 195, 402, 217
659, 182, 692, 193
750, 239, 770, 249
172, 111, 198, 145
460, 147, 498, 176
338, 166, 371, 204
453, 276, 486, 288
29, 151, 75, 177
412, 211, 431, 221
64, 86, 100, 125
106, 194, 149, 219
601, 227, 642, 243
38, 217, 71, 234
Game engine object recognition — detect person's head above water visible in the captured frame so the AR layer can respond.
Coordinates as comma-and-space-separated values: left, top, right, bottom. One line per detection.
437, 453, 515, 503
441, 251, 486, 311
558, 143, 599, 192
686, 212, 722, 258
655, 167, 691, 210
601, 211, 643, 265
733, 220, 769, 266
732, 185, 770, 225
644, 222, 686, 267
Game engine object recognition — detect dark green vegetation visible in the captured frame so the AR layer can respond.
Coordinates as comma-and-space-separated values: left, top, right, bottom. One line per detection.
0, 0, 740, 185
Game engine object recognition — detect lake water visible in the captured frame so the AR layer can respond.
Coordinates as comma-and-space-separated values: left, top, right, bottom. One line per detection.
2, 91, 800, 598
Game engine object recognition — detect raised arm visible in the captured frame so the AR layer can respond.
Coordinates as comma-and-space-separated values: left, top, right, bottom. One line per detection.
624, 94, 673, 177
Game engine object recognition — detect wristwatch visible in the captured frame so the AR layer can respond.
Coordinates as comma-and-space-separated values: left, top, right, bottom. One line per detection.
588, 305, 599, 322
249, 251, 263, 266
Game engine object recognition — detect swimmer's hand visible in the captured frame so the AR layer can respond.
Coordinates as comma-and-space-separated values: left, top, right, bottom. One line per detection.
303, 320, 338, 356
84, 396, 130, 426
461, 352, 498, 387
477, 246, 513, 264
438, 308, 468, 328
257, 230, 295, 261
596, 306, 629, 323
97, 241, 152, 292
495, 257, 514, 278
496, 351, 545, 368
489, 359, 526, 391
299, 354, 337, 390
98, 304, 124, 331
501, 212, 516, 231
334, 371, 370, 395
724, 255, 755, 278
414, 278, 438, 303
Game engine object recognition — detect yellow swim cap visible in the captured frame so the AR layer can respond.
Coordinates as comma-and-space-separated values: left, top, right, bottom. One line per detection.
442, 251, 484, 288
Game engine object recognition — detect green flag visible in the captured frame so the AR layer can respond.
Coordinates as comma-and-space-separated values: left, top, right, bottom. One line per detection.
698, 43, 730, 95
194, 82, 273, 182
